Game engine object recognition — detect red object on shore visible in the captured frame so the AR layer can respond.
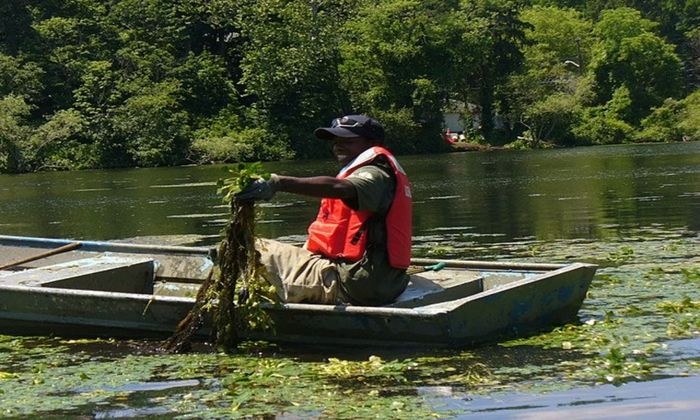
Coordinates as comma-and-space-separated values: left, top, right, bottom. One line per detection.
444, 129, 457, 144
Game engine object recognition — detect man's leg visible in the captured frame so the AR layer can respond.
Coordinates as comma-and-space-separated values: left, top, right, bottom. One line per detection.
256, 238, 343, 304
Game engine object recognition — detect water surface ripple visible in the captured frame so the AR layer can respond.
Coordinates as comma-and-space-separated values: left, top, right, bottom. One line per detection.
0, 143, 698, 417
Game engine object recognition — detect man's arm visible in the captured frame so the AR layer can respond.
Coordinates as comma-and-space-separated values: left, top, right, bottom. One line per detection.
275, 175, 357, 199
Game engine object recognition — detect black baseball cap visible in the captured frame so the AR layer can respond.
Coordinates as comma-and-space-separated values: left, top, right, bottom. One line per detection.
314, 115, 385, 142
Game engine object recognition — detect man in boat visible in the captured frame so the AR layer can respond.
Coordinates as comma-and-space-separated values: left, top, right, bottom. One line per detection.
236, 114, 412, 306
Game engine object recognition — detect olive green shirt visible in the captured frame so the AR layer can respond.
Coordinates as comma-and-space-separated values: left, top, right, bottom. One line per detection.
336, 160, 409, 306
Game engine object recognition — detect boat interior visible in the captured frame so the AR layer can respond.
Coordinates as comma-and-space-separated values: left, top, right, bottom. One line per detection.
0, 239, 546, 308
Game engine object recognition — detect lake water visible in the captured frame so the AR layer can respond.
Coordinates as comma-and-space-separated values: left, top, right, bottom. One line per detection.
0, 142, 698, 418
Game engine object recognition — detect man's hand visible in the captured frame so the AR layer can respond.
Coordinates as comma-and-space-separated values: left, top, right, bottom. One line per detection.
235, 174, 279, 201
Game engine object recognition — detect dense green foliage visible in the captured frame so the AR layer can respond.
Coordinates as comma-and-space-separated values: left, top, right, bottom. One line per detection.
0, 0, 698, 173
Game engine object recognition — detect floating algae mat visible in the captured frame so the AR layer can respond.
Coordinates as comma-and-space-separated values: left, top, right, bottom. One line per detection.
0, 231, 698, 417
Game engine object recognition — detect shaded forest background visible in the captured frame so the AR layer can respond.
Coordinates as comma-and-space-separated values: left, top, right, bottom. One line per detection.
1, 0, 699, 173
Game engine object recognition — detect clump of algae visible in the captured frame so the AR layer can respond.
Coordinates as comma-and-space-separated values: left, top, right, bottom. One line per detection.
164, 163, 276, 353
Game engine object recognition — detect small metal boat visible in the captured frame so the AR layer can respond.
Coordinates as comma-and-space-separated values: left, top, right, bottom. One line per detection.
0, 235, 596, 347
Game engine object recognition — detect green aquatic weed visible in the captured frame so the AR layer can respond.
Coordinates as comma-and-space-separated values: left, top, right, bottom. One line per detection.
501, 317, 623, 351
166, 162, 276, 353
1, 220, 699, 417
657, 296, 700, 314
528, 244, 544, 257
680, 267, 700, 282
315, 356, 409, 384
644, 266, 666, 279
216, 162, 270, 201
217, 162, 277, 335
619, 305, 644, 316
0, 371, 19, 380
662, 242, 679, 252
411, 352, 496, 387
563, 343, 656, 385
594, 346, 653, 383
606, 246, 635, 264
435, 363, 495, 386
666, 316, 700, 337
427, 245, 454, 256
594, 273, 622, 284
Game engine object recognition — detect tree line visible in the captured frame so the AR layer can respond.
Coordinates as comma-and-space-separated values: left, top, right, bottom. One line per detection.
1, 0, 698, 173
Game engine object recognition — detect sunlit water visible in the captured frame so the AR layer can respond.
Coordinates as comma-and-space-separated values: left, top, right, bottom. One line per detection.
0, 142, 698, 418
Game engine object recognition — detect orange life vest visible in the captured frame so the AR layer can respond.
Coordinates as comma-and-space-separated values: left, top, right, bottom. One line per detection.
305, 146, 412, 269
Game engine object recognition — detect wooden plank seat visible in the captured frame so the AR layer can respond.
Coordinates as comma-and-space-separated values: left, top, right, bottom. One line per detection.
389, 270, 484, 308
0, 256, 155, 294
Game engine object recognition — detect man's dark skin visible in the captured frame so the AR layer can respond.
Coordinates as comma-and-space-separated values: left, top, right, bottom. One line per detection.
272, 136, 379, 199
234, 121, 407, 306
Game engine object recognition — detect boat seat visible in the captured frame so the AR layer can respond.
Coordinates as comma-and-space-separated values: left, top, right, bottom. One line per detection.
388, 270, 484, 308
0, 256, 155, 294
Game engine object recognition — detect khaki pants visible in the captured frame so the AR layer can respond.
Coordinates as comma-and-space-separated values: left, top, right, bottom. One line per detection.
256, 238, 346, 304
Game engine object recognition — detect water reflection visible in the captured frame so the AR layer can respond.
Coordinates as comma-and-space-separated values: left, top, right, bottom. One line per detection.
0, 140, 698, 417
437, 375, 700, 418
0, 143, 697, 247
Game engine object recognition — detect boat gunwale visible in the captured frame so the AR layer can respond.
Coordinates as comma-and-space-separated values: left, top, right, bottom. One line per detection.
2, 235, 567, 270
0, 235, 597, 318
415, 262, 595, 312
0, 262, 595, 317
410, 257, 568, 271
0, 282, 195, 304
0, 234, 214, 257
0, 282, 438, 317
